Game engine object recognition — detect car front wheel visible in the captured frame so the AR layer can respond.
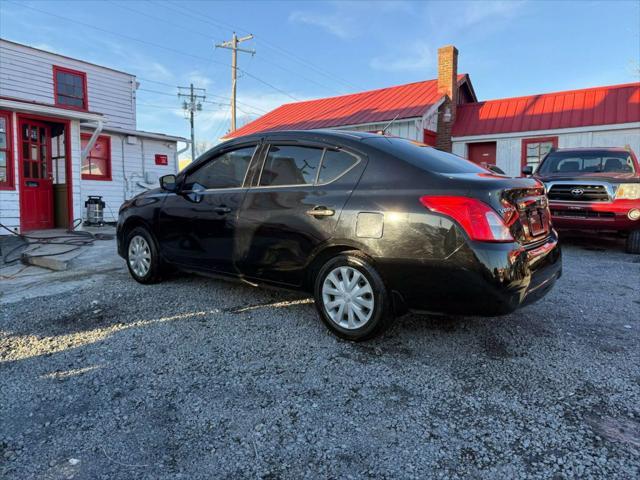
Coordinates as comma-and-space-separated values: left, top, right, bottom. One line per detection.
125, 227, 163, 284
314, 252, 395, 341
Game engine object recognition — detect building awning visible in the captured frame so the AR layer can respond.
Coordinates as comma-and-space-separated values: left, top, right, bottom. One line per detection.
99, 126, 188, 143
0, 96, 104, 123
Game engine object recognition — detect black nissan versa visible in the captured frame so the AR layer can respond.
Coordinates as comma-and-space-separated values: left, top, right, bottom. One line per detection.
117, 130, 561, 340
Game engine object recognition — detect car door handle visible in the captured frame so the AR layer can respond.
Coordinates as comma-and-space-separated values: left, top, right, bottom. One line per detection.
306, 206, 335, 217
214, 206, 232, 214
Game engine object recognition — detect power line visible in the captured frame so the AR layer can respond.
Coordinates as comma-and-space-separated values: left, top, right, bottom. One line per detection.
4, 0, 299, 102
157, 0, 361, 91
137, 85, 267, 113
127, 0, 345, 95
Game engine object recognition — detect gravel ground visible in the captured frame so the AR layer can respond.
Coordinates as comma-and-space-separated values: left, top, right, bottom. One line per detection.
1, 234, 639, 479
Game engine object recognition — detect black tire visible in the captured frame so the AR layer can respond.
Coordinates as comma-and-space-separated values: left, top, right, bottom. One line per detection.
626, 230, 640, 254
125, 226, 163, 284
314, 251, 395, 341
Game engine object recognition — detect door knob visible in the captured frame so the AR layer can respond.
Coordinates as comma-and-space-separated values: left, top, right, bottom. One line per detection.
306, 206, 335, 217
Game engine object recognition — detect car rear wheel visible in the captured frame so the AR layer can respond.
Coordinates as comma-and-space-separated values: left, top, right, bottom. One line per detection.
125, 227, 163, 284
314, 252, 394, 341
626, 229, 640, 254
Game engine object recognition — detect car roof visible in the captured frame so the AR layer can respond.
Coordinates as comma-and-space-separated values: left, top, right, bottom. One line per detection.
223, 129, 382, 145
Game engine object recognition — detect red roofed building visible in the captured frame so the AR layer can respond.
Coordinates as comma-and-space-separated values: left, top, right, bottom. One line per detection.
452, 82, 640, 176
224, 45, 640, 177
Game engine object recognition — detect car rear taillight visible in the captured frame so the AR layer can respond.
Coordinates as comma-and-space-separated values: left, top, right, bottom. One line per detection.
419, 196, 514, 243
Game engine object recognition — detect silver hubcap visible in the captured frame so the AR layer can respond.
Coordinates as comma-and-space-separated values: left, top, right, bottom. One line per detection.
128, 235, 151, 278
322, 266, 374, 329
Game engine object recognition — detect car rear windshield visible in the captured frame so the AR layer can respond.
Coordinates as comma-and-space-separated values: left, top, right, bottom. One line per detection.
363, 137, 486, 174
538, 151, 636, 174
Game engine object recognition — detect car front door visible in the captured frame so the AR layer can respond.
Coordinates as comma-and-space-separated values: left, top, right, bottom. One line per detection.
158, 143, 259, 273
236, 142, 366, 286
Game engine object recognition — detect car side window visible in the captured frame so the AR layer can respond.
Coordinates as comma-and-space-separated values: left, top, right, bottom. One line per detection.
318, 150, 358, 184
259, 145, 323, 187
184, 145, 256, 190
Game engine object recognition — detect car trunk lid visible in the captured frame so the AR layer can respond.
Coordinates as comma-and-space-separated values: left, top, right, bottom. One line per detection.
441, 173, 551, 246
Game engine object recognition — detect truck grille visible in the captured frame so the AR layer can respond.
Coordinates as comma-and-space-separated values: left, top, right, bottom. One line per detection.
551, 209, 615, 219
547, 184, 609, 202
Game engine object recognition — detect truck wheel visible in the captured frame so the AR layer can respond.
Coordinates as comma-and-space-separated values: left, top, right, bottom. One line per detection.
314, 251, 395, 341
626, 230, 640, 254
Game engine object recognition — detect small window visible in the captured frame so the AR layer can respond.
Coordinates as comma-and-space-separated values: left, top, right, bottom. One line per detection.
522, 137, 557, 170
259, 145, 323, 187
184, 145, 256, 190
318, 150, 358, 184
81, 134, 111, 180
0, 111, 14, 189
53, 65, 88, 110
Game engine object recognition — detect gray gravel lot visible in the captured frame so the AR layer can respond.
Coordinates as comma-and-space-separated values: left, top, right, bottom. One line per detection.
1, 234, 639, 479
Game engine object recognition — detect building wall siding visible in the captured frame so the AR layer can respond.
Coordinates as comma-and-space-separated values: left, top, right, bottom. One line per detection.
0, 40, 136, 129
453, 126, 640, 177
79, 132, 177, 222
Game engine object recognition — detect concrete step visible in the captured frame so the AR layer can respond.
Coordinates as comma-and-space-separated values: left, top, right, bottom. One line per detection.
22, 243, 86, 271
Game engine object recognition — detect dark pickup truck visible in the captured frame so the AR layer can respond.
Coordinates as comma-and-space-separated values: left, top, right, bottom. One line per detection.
524, 147, 640, 253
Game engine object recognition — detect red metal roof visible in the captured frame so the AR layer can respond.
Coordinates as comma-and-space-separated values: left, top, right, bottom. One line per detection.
225, 75, 468, 139
452, 82, 640, 137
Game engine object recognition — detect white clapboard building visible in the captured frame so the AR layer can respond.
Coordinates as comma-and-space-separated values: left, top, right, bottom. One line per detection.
0, 38, 187, 232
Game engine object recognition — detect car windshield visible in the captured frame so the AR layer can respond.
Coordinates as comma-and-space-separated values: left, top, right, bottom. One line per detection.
363, 136, 487, 174
538, 151, 635, 174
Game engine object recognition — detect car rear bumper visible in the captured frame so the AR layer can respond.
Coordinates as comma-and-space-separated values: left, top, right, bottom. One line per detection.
549, 199, 640, 232
377, 232, 562, 316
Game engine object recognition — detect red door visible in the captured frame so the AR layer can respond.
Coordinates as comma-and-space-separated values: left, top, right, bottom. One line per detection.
19, 120, 53, 231
468, 142, 497, 166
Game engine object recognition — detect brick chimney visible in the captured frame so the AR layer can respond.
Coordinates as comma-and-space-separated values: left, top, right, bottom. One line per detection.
435, 45, 458, 152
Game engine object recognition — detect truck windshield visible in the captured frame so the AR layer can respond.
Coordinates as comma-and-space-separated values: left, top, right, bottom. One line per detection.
538, 151, 635, 174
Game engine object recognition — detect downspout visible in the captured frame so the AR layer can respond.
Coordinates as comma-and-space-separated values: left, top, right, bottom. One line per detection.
78, 119, 104, 225
81, 120, 104, 160
140, 137, 145, 176
121, 135, 127, 200
176, 141, 191, 172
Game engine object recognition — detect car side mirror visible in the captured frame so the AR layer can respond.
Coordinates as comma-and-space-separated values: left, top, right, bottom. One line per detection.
160, 174, 177, 192
522, 165, 533, 176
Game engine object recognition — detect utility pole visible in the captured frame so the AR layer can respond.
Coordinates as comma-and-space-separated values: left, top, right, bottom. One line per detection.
216, 33, 255, 133
177, 84, 206, 161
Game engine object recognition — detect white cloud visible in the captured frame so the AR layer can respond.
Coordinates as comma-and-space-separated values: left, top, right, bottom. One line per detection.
460, 0, 526, 27
288, 10, 355, 39
370, 41, 433, 72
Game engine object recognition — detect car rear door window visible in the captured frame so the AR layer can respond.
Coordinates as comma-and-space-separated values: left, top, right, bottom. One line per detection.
184, 145, 256, 190
318, 150, 358, 184
259, 145, 323, 186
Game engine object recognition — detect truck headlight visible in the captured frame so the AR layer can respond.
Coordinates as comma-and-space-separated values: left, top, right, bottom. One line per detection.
615, 184, 640, 200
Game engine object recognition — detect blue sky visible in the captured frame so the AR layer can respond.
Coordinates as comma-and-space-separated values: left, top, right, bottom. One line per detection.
1, 0, 639, 151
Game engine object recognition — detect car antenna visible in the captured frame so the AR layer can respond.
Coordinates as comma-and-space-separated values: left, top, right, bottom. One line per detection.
379, 114, 400, 136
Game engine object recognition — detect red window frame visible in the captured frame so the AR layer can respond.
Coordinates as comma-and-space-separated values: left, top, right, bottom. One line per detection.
521, 136, 558, 169
0, 110, 14, 190
81, 134, 112, 181
53, 65, 89, 111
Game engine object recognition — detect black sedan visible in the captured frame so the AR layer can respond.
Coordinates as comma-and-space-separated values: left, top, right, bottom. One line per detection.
117, 130, 561, 341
